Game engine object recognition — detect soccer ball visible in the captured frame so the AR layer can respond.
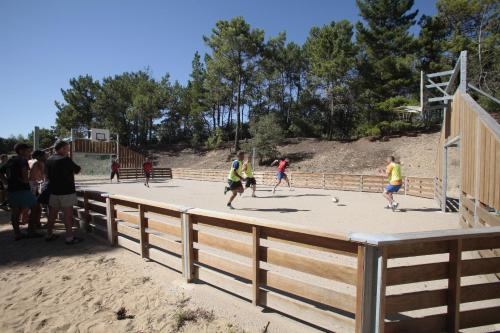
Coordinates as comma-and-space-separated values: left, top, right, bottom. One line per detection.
332, 197, 339, 203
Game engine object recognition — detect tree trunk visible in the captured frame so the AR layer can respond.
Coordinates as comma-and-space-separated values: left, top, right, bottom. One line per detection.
234, 74, 242, 151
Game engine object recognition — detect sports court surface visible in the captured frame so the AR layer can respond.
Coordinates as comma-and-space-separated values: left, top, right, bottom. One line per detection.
79, 178, 460, 236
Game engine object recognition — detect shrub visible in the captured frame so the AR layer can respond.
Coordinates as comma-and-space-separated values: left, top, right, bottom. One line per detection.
205, 128, 223, 150
246, 113, 284, 163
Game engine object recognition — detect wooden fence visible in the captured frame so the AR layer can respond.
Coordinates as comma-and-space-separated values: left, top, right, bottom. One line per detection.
435, 89, 500, 227
72, 139, 144, 168
119, 168, 172, 180
171, 168, 435, 199
71, 190, 500, 332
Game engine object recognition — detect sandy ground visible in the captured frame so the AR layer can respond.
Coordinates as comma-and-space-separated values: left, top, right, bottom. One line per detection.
80, 178, 460, 235
0, 210, 321, 333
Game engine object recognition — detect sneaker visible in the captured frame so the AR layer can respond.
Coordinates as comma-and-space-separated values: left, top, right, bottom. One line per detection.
226, 203, 235, 210
252, 194, 257, 198
65, 236, 84, 245
384, 205, 391, 209
392, 202, 399, 212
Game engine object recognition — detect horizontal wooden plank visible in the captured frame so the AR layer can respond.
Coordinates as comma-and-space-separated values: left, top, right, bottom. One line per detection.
477, 205, 500, 226
148, 233, 182, 255
88, 202, 107, 215
148, 218, 181, 238
117, 236, 141, 254
460, 306, 500, 329
462, 236, 500, 251
386, 289, 447, 314
260, 290, 355, 333
461, 282, 500, 303
261, 247, 357, 285
261, 227, 358, 256
116, 210, 139, 224
387, 262, 448, 285
84, 191, 106, 202
387, 241, 449, 258
192, 214, 253, 234
197, 266, 252, 300
194, 231, 252, 257
117, 222, 139, 240
261, 270, 356, 313
148, 248, 182, 272
195, 249, 252, 280
385, 314, 447, 333
462, 257, 500, 276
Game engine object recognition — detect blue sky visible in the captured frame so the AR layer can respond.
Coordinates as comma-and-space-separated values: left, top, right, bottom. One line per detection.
0, 0, 437, 137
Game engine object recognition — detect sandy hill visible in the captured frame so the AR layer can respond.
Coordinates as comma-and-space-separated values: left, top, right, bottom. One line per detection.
155, 132, 441, 178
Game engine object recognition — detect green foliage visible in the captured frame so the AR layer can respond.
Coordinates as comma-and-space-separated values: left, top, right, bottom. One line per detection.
41, 3, 496, 151
246, 114, 284, 163
205, 128, 224, 150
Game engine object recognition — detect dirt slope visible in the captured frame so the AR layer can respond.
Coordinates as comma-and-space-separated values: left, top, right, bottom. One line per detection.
155, 133, 440, 177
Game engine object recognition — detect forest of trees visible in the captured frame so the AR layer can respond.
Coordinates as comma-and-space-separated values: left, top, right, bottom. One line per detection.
2, 0, 498, 159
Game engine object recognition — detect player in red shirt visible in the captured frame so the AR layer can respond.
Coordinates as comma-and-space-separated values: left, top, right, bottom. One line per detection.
270, 157, 291, 194
110, 158, 120, 183
143, 157, 153, 187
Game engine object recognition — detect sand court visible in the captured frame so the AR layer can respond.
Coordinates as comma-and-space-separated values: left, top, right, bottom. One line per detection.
79, 178, 460, 236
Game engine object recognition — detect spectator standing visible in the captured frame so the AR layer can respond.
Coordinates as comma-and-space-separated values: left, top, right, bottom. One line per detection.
0, 144, 41, 240
44, 140, 83, 245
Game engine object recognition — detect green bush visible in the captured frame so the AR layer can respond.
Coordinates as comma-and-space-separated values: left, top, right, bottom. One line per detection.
377, 121, 391, 135
205, 128, 223, 150
366, 126, 381, 137
389, 120, 411, 133
246, 113, 284, 163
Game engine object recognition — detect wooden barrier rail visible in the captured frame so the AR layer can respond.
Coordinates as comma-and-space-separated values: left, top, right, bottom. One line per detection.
70, 189, 500, 332
119, 168, 172, 180
171, 168, 435, 199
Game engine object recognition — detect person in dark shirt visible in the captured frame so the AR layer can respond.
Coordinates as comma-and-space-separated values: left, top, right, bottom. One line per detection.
143, 157, 153, 187
44, 140, 83, 245
0, 144, 41, 240
110, 158, 120, 183
0, 154, 8, 207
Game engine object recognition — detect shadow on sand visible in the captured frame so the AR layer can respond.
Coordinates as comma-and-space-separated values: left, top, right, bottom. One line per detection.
398, 207, 441, 213
0, 209, 113, 267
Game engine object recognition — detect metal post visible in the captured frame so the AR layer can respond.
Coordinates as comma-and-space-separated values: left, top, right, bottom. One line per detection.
459, 51, 467, 93
358, 245, 386, 333
181, 210, 193, 282
442, 146, 448, 213
252, 147, 256, 170
33, 126, 40, 150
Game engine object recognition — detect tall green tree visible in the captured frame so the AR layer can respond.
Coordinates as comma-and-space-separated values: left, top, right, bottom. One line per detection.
204, 17, 264, 150
55, 75, 101, 134
305, 20, 357, 139
356, 0, 419, 122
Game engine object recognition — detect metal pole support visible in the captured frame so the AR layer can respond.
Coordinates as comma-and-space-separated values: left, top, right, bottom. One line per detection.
357, 245, 387, 333
181, 210, 194, 282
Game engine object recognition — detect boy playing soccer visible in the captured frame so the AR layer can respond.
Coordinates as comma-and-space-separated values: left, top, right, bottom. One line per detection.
242, 158, 257, 197
224, 151, 245, 209
271, 157, 291, 194
380, 156, 402, 211
143, 157, 153, 187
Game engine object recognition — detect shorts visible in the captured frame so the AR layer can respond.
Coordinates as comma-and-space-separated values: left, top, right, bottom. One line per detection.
111, 171, 120, 179
8, 190, 37, 208
227, 180, 243, 191
245, 177, 256, 188
276, 172, 287, 180
144, 172, 151, 178
385, 184, 401, 193
29, 181, 40, 195
49, 193, 77, 208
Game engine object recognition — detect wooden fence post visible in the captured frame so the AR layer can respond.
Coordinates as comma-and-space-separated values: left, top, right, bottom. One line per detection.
106, 197, 117, 245
181, 211, 194, 282
252, 226, 260, 306
322, 173, 326, 189
138, 204, 149, 258
83, 191, 91, 229
360, 175, 364, 192
447, 239, 462, 332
